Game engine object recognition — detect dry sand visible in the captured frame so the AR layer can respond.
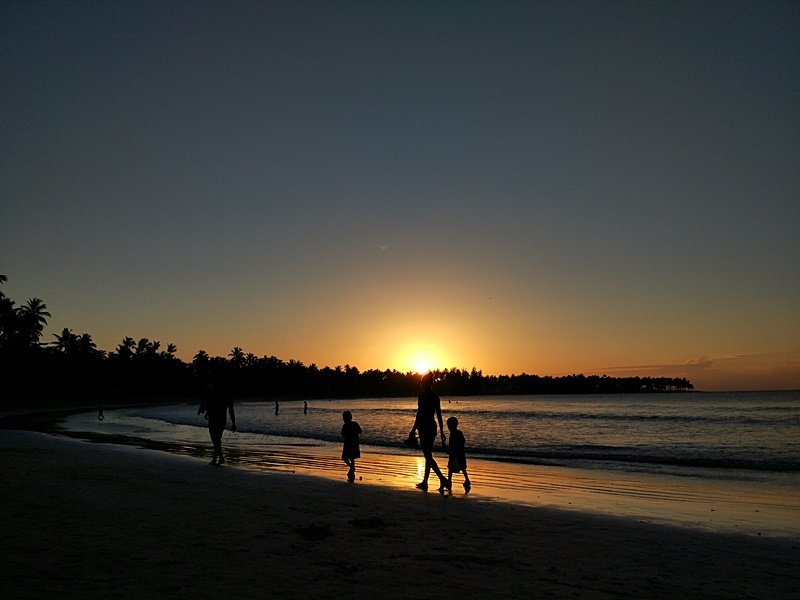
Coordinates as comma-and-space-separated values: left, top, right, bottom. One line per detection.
1, 429, 798, 599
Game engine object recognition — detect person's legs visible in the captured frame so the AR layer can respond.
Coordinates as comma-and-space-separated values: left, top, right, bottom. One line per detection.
421, 446, 434, 484
420, 446, 447, 490
462, 468, 471, 492
209, 424, 224, 465
207, 433, 216, 464
426, 454, 446, 488
418, 426, 435, 485
343, 457, 355, 480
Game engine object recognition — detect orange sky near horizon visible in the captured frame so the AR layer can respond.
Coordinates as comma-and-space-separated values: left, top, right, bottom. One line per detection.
57, 276, 795, 393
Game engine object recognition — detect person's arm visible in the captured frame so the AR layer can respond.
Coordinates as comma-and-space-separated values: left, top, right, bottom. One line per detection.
436, 401, 445, 442
228, 400, 237, 432
408, 401, 419, 436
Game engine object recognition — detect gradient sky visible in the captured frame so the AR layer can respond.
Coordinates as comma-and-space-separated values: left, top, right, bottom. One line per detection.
2, 1, 799, 390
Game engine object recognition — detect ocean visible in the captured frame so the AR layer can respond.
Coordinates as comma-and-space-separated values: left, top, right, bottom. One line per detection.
62, 390, 800, 537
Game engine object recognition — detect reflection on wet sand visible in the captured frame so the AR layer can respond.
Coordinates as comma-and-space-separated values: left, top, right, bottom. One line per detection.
57, 420, 799, 539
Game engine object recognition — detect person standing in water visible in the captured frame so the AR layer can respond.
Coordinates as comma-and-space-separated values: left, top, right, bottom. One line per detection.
413, 372, 449, 492
198, 382, 236, 466
341, 410, 362, 482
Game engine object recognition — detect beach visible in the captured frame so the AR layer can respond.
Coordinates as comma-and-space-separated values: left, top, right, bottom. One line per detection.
2, 429, 798, 599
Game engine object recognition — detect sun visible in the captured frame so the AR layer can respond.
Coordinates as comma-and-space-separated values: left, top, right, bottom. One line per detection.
405, 347, 446, 374
390, 333, 453, 374
411, 355, 434, 374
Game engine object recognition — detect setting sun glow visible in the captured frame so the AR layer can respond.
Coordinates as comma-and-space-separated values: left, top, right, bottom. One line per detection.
399, 343, 449, 374
411, 356, 433, 375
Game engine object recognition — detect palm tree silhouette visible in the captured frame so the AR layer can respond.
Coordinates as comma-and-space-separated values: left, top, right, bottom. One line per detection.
116, 337, 135, 359
0, 273, 15, 349
229, 346, 245, 367
193, 349, 209, 366
18, 297, 51, 345
53, 328, 78, 353
77, 333, 100, 356
135, 338, 160, 358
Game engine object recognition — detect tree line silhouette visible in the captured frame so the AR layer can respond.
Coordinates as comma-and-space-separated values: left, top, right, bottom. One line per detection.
0, 271, 693, 404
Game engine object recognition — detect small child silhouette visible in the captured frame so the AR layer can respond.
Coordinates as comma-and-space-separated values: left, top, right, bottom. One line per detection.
446, 416, 471, 493
341, 410, 362, 483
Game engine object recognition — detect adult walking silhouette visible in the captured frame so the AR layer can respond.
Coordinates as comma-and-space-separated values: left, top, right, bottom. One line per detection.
198, 381, 236, 465
413, 372, 448, 492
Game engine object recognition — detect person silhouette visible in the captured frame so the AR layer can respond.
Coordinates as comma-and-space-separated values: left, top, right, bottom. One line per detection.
304, 400, 308, 415
413, 372, 449, 492
446, 416, 471, 493
198, 382, 236, 466
341, 410, 362, 482
275, 400, 279, 416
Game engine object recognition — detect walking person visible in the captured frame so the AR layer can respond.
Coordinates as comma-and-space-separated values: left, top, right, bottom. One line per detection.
341, 410, 362, 482
413, 372, 449, 492
198, 382, 236, 465
446, 416, 471, 493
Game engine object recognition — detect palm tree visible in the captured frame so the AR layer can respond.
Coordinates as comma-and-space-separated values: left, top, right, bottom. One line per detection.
52, 328, 78, 353
135, 338, 160, 358
229, 346, 245, 368
17, 297, 51, 345
116, 336, 135, 359
193, 349, 209, 367
77, 333, 99, 356
0, 290, 15, 349
160, 343, 179, 362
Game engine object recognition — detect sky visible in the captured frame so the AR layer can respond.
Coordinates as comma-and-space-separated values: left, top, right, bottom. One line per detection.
1, 1, 798, 391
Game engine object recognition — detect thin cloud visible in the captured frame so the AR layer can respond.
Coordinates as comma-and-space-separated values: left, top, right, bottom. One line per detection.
599, 352, 797, 374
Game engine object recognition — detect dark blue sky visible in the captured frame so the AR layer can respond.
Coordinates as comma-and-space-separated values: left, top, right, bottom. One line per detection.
2, 1, 798, 389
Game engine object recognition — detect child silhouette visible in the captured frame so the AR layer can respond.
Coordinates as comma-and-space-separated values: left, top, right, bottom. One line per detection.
341, 410, 362, 482
446, 416, 471, 493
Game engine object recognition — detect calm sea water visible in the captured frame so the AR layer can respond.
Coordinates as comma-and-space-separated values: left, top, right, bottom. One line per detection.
71, 391, 800, 483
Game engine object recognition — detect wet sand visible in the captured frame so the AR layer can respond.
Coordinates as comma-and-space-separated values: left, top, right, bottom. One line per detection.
1, 430, 798, 599
220, 443, 800, 538
57, 408, 800, 538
